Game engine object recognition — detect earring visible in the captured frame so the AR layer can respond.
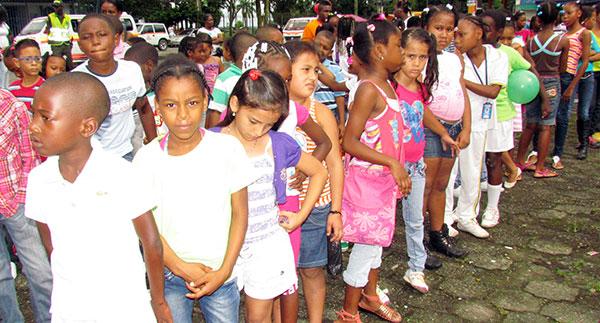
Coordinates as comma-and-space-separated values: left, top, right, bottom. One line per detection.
380, 56, 384, 60
232, 112, 236, 117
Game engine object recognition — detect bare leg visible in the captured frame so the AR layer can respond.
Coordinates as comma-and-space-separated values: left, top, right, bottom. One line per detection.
516, 122, 537, 164
280, 290, 299, 323
246, 295, 274, 323
299, 267, 326, 323
536, 125, 553, 172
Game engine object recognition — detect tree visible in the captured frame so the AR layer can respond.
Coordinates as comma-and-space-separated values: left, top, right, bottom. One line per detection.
239, 0, 255, 28
224, 0, 242, 33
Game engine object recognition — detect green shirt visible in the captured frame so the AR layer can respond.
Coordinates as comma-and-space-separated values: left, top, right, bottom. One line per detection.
207, 65, 242, 113
496, 44, 531, 122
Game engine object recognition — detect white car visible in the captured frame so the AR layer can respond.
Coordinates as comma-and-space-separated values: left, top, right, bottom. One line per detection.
283, 17, 314, 41
137, 23, 170, 51
15, 13, 137, 63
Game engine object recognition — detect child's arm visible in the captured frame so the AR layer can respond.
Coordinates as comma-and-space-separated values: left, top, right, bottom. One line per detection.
135, 97, 158, 143
318, 63, 349, 92
315, 103, 344, 242
36, 222, 53, 258
214, 56, 225, 73
185, 188, 248, 299
133, 211, 172, 322
457, 74, 472, 149
335, 96, 346, 134
423, 107, 459, 157
342, 83, 411, 195
279, 152, 327, 232
463, 80, 502, 99
564, 30, 591, 102
160, 236, 212, 283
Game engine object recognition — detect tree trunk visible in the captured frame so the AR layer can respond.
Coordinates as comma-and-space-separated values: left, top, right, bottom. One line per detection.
255, 0, 262, 27
264, 0, 270, 24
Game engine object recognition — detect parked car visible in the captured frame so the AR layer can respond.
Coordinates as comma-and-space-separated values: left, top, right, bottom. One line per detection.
169, 28, 197, 47
137, 23, 170, 51
14, 13, 137, 63
283, 17, 314, 41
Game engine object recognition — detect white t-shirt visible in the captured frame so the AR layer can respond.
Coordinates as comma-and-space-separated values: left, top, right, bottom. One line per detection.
74, 60, 146, 156
25, 146, 155, 321
133, 130, 257, 269
463, 45, 508, 132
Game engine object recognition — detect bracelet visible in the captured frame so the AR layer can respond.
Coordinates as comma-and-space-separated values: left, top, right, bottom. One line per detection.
329, 210, 342, 216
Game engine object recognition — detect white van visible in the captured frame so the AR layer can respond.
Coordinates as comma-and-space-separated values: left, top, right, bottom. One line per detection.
283, 17, 314, 41
14, 13, 137, 63
136, 23, 170, 51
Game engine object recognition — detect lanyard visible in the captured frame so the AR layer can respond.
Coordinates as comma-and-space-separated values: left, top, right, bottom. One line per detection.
469, 49, 488, 85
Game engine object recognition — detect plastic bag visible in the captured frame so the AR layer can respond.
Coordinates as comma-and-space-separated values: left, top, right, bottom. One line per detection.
327, 240, 343, 277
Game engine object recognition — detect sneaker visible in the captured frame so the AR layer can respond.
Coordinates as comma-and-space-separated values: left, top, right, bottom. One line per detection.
403, 270, 429, 293
457, 219, 490, 238
447, 224, 460, 237
481, 208, 500, 228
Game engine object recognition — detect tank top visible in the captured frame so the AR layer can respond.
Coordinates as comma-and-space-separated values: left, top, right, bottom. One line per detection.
592, 33, 600, 72
297, 99, 332, 207
246, 141, 280, 244
566, 28, 585, 75
349, 80, 404, 170
429, 51, 465, 121
202, 63, 220, 93
530, 32, 564, 77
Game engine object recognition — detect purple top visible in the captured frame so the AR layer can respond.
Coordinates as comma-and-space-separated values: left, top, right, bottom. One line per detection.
210, 128, 301, 204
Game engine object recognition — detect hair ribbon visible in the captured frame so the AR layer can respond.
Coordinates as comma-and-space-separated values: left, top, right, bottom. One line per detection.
367, 24, 376, 32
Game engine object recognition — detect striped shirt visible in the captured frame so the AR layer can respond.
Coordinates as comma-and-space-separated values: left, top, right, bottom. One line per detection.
298, 99, 332, 207
207, 65, 241, 113
566, 28, 585, 75
314, 59, 346, 110
0, 90, 40, 217
8, 77, 45, 111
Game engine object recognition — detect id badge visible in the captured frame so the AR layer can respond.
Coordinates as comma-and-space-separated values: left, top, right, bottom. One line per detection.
482, 102, 492, 120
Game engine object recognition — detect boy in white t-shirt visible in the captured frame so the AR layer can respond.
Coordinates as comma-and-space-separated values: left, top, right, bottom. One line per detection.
26, 72, 171, 322
74, 13, 157, 160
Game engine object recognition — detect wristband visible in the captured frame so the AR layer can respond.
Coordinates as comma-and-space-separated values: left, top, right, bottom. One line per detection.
329, 210, 342, 216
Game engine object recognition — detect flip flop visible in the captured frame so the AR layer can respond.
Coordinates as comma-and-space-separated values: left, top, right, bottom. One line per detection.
357, 292, 402, 323
534, 169, 559, 178
515, 162, 536, 172
504, 168, 522, 189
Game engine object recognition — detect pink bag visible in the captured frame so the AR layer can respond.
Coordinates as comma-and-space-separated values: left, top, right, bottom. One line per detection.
341, 80, 404, 247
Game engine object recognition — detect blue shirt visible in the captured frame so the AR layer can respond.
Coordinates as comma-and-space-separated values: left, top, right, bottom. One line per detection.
314, 59, 346, 110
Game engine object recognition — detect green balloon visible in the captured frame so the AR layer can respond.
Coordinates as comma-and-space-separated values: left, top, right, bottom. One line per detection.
507, 69, 540, 104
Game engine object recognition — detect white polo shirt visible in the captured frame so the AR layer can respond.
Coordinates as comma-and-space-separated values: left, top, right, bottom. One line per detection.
26, 146, 156, 321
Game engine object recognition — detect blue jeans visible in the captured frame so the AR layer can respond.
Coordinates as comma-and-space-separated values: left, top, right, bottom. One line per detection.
554, 72, 594, 157
0, 205, 52, 323
401, 159, 427, 273
164, 268, 239, 323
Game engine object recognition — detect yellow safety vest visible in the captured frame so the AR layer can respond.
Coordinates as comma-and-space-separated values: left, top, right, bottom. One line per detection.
48, 13, 71, 45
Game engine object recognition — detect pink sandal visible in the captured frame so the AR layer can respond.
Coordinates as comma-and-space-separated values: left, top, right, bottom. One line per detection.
358, 292, 402, 322
336, 308, 362, 323
533, 168, 559, 178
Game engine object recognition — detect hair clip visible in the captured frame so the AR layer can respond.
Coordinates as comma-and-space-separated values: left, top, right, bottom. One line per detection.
445, 4, 453, 10
346, 37, 354, 46
367, 24, 376, 32
375, 13, 386, 21
260, 42, 268, 53
537, 11, 543, 16
249, 69, 261, 81
347, 56, 353, 65
422, 7, 430, 13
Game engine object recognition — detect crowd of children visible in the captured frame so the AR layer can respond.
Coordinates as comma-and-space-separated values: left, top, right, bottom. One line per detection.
1, 0, 599, 322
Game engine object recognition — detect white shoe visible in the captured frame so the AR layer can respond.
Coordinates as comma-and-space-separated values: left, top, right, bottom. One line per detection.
504, 168, 522, 189
447, 224, 460, 237
481, 208, 500, 228
453, 185, 462, 198
457, 219, 490, 238
403, 270, 429, 293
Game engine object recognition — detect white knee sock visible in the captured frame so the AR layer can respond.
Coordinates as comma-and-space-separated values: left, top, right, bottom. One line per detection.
486, 184, 502, 210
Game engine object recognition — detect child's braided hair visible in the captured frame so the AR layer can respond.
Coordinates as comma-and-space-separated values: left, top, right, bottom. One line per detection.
151, 53, 212, 101
242, 40, 290, 71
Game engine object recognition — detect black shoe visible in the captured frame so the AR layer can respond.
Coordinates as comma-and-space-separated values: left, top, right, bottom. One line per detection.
424, 246, 442, 270
429, 225, 468, 258
577, 145, 588, 160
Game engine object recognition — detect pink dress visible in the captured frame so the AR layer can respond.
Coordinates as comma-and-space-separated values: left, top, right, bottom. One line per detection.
202, 63, 220, 93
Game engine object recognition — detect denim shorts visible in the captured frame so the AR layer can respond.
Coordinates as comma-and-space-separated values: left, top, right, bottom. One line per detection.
424, 121, 463, 158
525, 76, 560, 126
298, 203, 330, 268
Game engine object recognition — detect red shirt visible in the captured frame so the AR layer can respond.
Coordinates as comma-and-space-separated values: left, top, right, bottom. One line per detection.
8, 77, 45, 111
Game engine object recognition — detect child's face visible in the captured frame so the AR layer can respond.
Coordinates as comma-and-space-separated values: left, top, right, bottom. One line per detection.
263, 56, 292, 84
401, 39, 429, 80
517, 15, 527, 29
101, 2, 120, 16
482, 16, 500, 44
78, 18, 118, 63
289, 52, 319, 99
314, 35, 334, 61
455, 20, 482, 53
45, 56, 67, 79
584, 12, 596, 29
500, 27, 515, 47
189, 43, 212, 64
29, 88, 86, 156
381, 32, 404, 74
231, 102, 281, 142
16, 47, 42, 77
427, 12, 455, 51
562, 4, 581, 27
156, 75, 207, 143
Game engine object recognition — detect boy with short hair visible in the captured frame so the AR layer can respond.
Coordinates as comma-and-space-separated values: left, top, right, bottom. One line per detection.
26, 71, 172, 322
205, 31, 257, 128
256, 25, 284, 44
73, 13, 157, 160
0, 89, 52, 323
1, 46, 22, 89
313, 30, 347, 126
8, 39, 45, 111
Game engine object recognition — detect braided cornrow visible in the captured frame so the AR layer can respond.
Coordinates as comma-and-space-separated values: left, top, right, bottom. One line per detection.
242, 40, 290, 71
151, 54, 212, 102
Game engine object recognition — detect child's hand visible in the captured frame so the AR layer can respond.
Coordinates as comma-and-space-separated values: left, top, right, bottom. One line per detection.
151, 297, 173, 323
441, 134, 460, 157
562, 86, 574, 102
390, 161, 412, 196
185, 269, 228, 299
179, 262, 212, 283
456, 129, 471, 149
278, 210, 304, 232
289, 169, 307, 191
541, 100, 551, 119
327, 212, 343, 242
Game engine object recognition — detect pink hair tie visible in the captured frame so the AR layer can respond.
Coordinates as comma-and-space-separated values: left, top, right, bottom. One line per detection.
367, 24, 376, 32
249, 69, 261, 81
347, 56, 353, 65
376, 13, 386, 21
